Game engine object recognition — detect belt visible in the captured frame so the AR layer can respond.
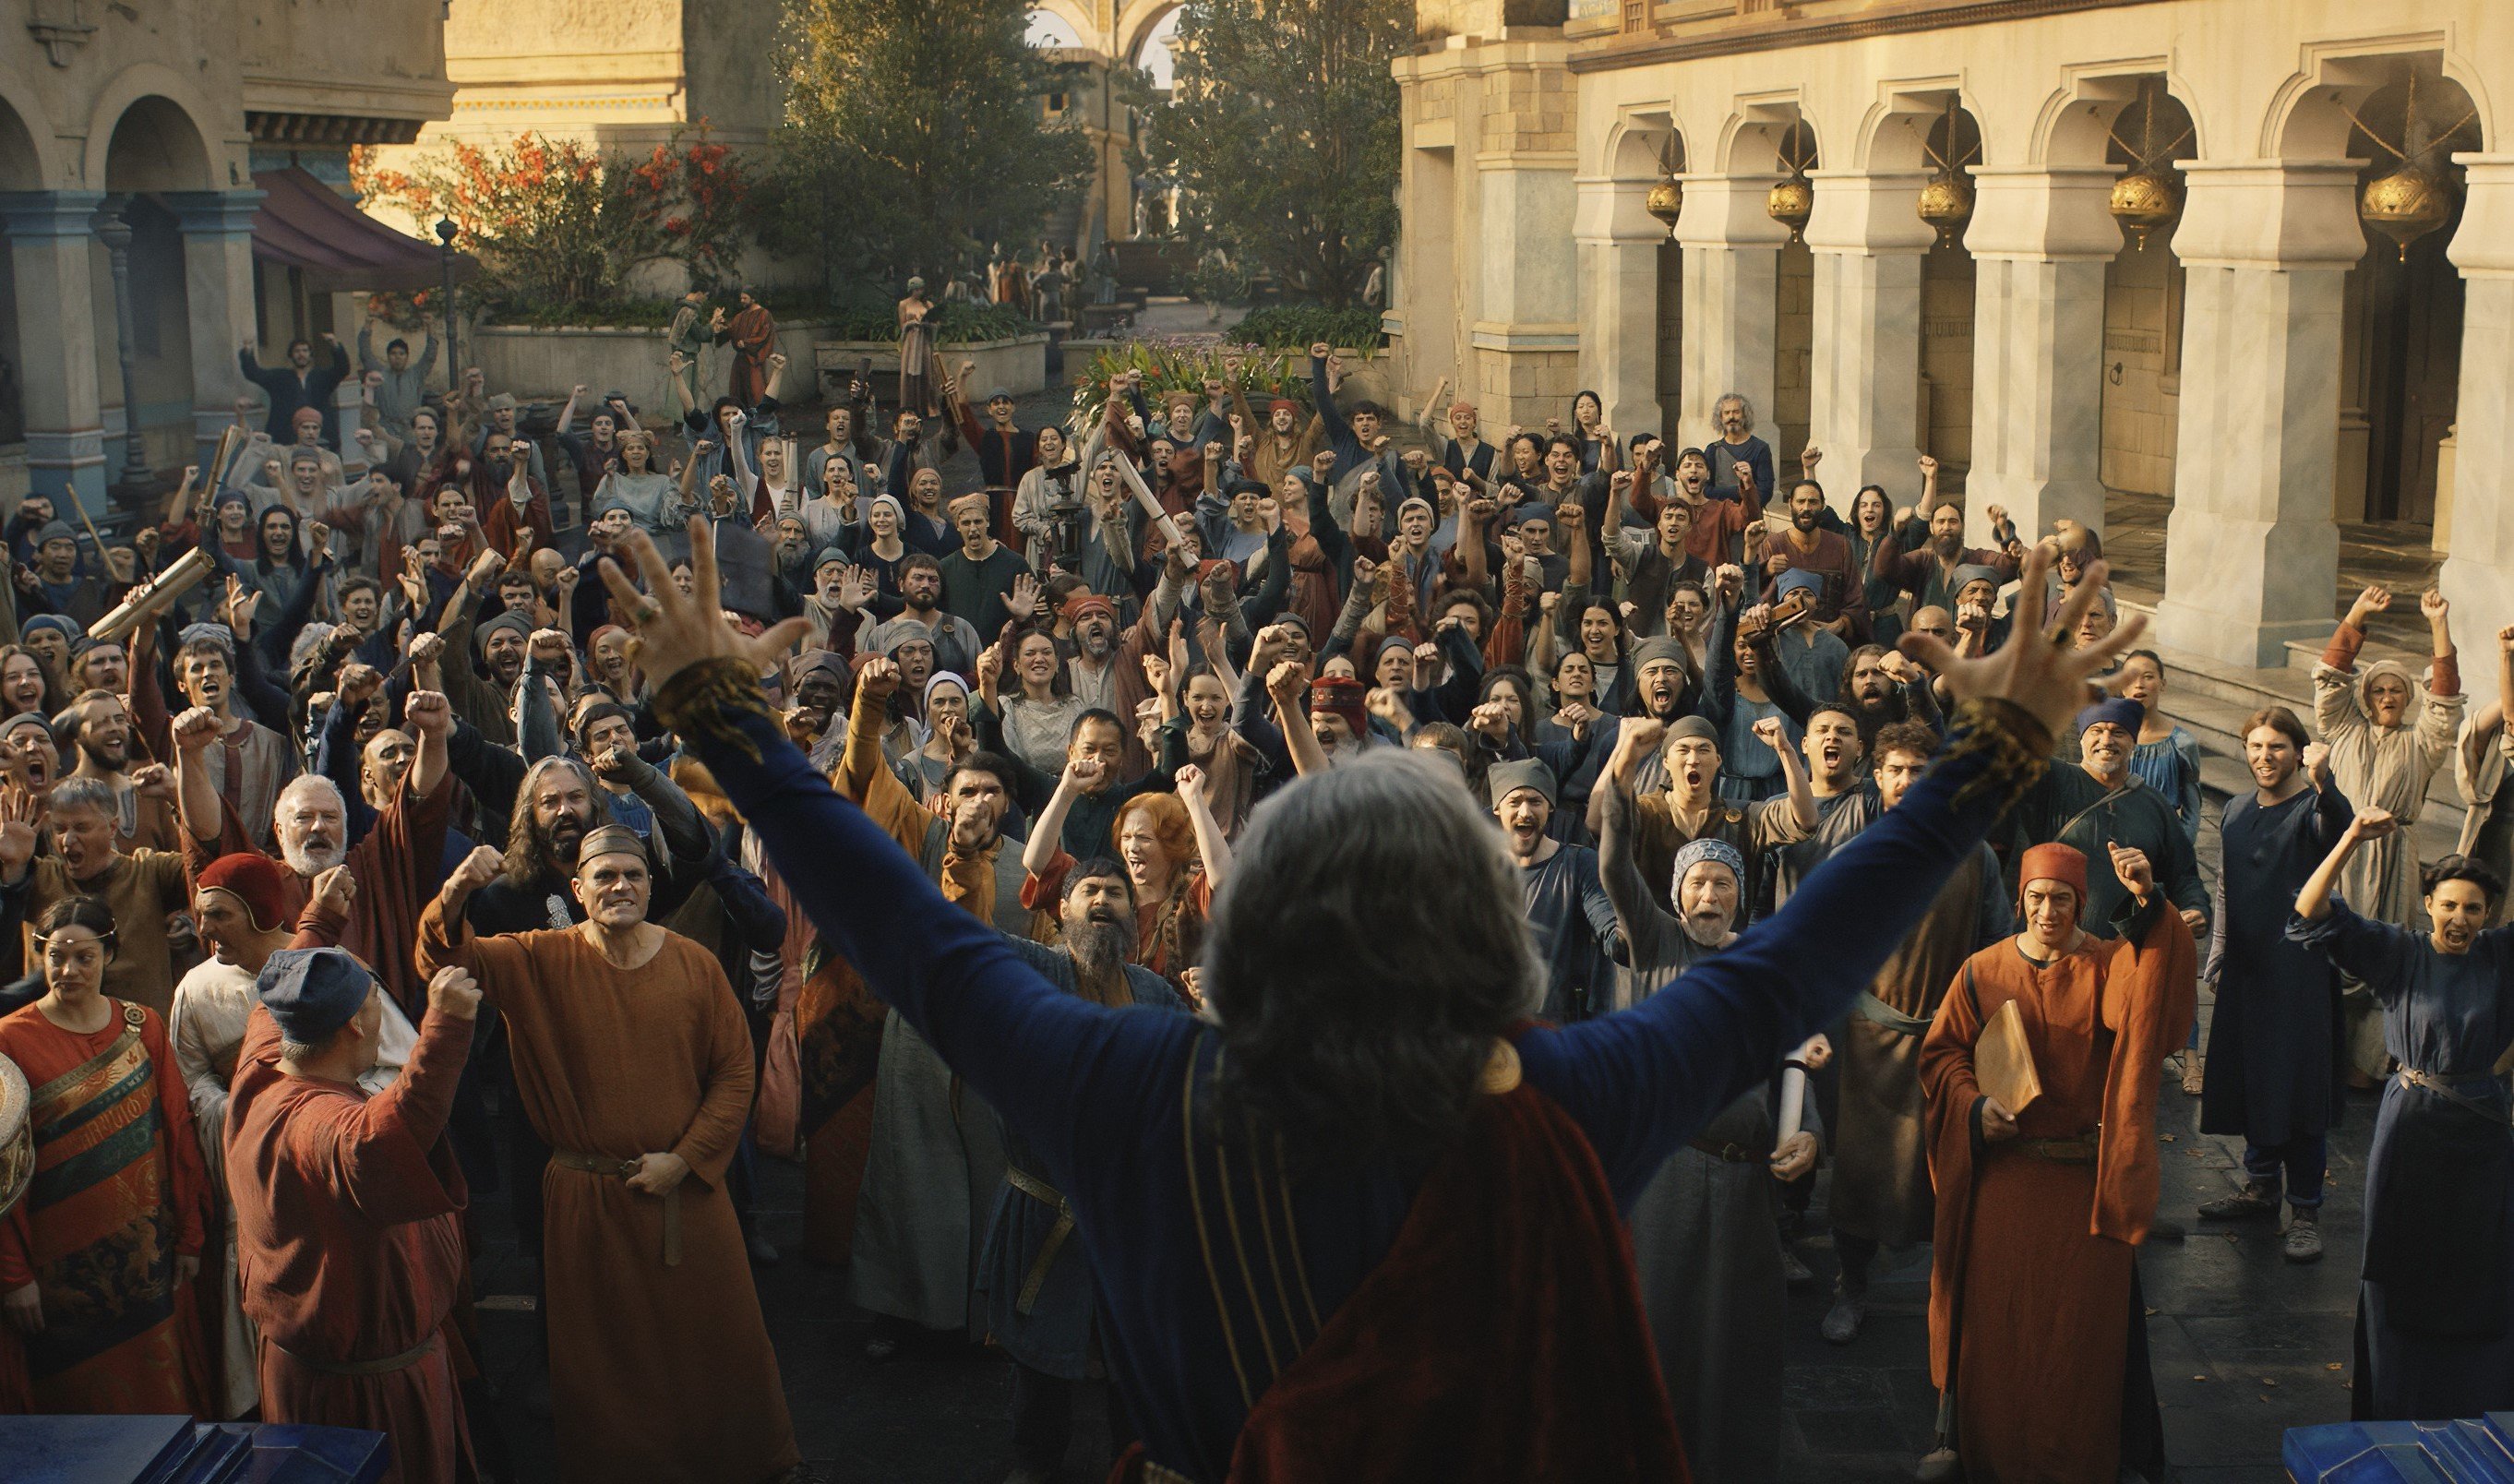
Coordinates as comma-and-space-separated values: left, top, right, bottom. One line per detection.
2398, 1068, 2514, 1125
269, 1329, 442, 1378
1004, 1164, 1076, 1316
2018, 1136, 2098, 1164
1689, 1138, 1759, 1164
554, 1149, 681, 1266
1851, 990, 1934, 1038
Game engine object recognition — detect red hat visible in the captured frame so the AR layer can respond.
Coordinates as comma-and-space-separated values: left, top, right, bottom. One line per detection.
198, 852, 294, 934
2017, 843, 2089, 902
1062, 592, 1118, 627
1268, 398, 1299, 416
1310, 675, 1368, 732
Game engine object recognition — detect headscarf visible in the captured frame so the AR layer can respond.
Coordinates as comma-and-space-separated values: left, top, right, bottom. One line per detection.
1310, 676, 1368, 733
2018, 842, 2089, 902
2074, 697, 2144, 736
1670, 836, 1745, 898
1489, 757, 1557, 808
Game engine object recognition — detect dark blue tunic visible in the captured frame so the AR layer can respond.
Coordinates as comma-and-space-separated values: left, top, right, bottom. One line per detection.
697, 703, 2017, 1480
2290, 902, 2514, 1420
2200, 783, 2353, 1146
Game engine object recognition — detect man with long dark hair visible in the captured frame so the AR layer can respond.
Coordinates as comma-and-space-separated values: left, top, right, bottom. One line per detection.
600, 520, 2137, 1483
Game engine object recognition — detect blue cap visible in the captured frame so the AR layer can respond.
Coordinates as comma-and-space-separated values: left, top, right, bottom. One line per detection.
257, 947, 378, 1046
1772, 568, 1823, 600
2075, 696, 2144, 735
21, 615, 77, 643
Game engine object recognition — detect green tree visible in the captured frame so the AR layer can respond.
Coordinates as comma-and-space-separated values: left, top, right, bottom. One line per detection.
1139, 0, 1407, 309
765, 0, 1091, 293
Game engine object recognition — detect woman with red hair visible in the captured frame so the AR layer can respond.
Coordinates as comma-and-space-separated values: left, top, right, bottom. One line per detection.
1022, 763, 1232, 1000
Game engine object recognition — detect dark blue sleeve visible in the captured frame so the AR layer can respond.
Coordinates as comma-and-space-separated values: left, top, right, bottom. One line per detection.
1516, 719, 2020, 1204
706, 854, 789, 953
2288, 899, 2417, 1003
1310, 356, 1359, 472
311, 695, 380, 844
1697, 601, 1742, 728
1231, 665, 1290, 777
694, 705, 1197, 1179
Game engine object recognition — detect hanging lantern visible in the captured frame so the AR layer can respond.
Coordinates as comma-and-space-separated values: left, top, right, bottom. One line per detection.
1917, 168, 1973, 241
1767, 175, 1813, 242
2108, 168, 2181, 250
2361, 162, 2451, 260
1646, 176, 1683, 236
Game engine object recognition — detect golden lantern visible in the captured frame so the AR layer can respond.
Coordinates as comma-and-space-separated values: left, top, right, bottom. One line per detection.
1916, 98, 1977, 243
1646, 176, 1683, 236
1767, 175, 1813, 241
2108, 169, 2182, 250
2361, 163, 2451, 261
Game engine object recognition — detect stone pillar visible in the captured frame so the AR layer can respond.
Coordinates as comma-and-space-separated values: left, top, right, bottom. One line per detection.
1672, 174, 1787, 450
2153, 161, 2362, 669
169, 189, 264, 474
1805, 170, 1934, 507
2439, 158, 2514, 647
1574, 170, 1665, 438
0, 191, 108, 510
1474, 155, 1579, 426
1962, 167, 2121, 548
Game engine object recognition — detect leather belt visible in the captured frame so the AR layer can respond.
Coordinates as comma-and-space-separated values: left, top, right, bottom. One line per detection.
2018, 1136, 2098, 1164
2399, 1068, 2514, 1125
1689, 1138, 1759, 1164
269, 1329, 442, 1378
554, 1149, 681, 1265
1004, 1164, 1076, 1316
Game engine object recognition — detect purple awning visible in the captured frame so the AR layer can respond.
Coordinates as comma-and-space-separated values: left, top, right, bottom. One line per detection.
248, 166, 476, 293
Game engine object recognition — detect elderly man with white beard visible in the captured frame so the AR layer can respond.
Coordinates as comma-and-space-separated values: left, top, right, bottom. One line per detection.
173, 689, 456, 1020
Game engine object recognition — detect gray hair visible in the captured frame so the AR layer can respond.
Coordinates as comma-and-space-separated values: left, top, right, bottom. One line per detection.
1203, 749, 1542, 1165
1715, 392, 1754, 423
278, 773, 347, 817
47, 776, 114, 818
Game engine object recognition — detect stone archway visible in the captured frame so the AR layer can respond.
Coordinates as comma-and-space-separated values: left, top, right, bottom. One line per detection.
98, 95, 211, 476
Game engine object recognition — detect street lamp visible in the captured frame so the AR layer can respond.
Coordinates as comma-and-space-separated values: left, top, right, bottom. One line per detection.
95, 200, 156, 499
435, 218, 461, 388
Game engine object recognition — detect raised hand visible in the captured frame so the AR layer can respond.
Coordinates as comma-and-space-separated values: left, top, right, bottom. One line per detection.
592, 520, 811, 691
2422, 587, 2450, 624
1752, 715, 1787, 755
2349, 585, 2392, 623
172, 706, 222, 755
2347, 807, 2399, 842
1895, 545, 2146, 741
445, 844, 504, 900
405, 689, 452, 737
311, 864, 357, 920
407, 632, 448, 670
1265, 659, 1310, 716
1061, 753, 1107, 793
0, 786, 39, 875
857, 655, 902, 706
1008, 572, 1041, 620
1173, 762, 1205, 801
1141, 652, 1172, 695
2107, 842, 2154, 900
1467, 700, 1511, 741
426, 964, 483, 1022
2302, 741, 2331, 783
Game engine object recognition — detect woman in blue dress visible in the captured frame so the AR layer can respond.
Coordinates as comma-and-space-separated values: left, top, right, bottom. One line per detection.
2292, 808, 2514, 1420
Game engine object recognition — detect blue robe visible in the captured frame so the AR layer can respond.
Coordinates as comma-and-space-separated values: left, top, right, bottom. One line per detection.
2201, 784, 2352, 1148
697, 700, 2021, 1480
2290, 902, 2514, 1420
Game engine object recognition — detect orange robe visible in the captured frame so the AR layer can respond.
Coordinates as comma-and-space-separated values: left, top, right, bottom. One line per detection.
0, 999, 210, 1416
417, 903, 797, 1484
226, 1003, 472, 1484
1920, 903, 2196, 1484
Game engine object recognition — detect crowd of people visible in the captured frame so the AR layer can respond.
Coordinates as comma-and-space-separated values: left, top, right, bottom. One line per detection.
0, 291, 2509, 1484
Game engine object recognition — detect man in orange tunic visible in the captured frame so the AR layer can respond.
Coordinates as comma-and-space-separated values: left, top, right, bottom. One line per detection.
225, 949, 480, 1484
419, 831, 798, 1484
1919, 841, 2197, 1484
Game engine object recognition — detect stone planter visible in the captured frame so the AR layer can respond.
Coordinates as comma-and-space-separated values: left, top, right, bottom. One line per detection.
812, 333, 1050, 402
471, 319, 832, 417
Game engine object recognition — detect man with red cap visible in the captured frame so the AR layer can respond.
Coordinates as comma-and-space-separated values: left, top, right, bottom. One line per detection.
1918, 838, 2197, 1484
171, 852, 380, 1418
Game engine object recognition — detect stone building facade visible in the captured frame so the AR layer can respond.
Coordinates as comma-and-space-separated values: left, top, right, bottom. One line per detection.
1, 0, 454, 508
1389, 0, 2514, 666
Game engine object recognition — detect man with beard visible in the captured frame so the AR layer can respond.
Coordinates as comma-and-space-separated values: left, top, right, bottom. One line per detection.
983, 861, 1186, 1484
1574, 636, 1702, 812
1597, 794, 1819, 1482
421, 834, 800, 1484
1706, 392, 1776, 506
1838, 643, 1942, 749
1602, 475, 1709, 639
54, 688, 180, 852
2008, 697, 2209, 938
1597, 713, 1814, 913
441, 595, 531, 748
1874, 500, 2019, 616
1251, 663, 1373, 778
0, 774, 194, 1011
174, 691, 456, 1019
1762, 481, 1869, 641
863, 554, 983, 678
940, 492, 1034, 637
1492, 758, 1619, 1022
1820, 722, 2012, 1346
1766, 568, 1852, 705
829, 656, 1024, 1356
71, 636, 129, 697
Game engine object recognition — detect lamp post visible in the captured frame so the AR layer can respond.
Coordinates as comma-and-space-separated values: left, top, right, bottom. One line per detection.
95, 199, 156, 501
436, 218, 461, 389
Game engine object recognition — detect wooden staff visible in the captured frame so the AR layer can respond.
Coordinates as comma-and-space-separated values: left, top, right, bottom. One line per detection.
1105, 447, 1188, 552
88, 543, 214, 644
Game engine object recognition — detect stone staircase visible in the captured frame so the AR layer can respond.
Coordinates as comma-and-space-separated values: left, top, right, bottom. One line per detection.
2125, 601, 2473, 863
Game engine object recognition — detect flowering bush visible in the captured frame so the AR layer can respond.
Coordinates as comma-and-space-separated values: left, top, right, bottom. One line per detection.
353, 123, 755, 317
1069, 341, 1321, 430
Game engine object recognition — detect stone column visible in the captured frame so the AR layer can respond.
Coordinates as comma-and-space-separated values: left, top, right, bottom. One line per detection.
2153, 161, 2362, 669
1962, 167, 2121, 548
169, 189, 264, 474
1672, 174, 1787, 450
2439, 158, 2514, 647
1805, 169, 1934, 506
0, 191, 108, 509
1574, 170, 1665, 438
1475, 154, 1579, 426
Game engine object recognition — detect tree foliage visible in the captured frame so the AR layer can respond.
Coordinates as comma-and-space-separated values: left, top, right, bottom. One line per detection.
764, 0, 1092, 293
1139, 0, 1407, 309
